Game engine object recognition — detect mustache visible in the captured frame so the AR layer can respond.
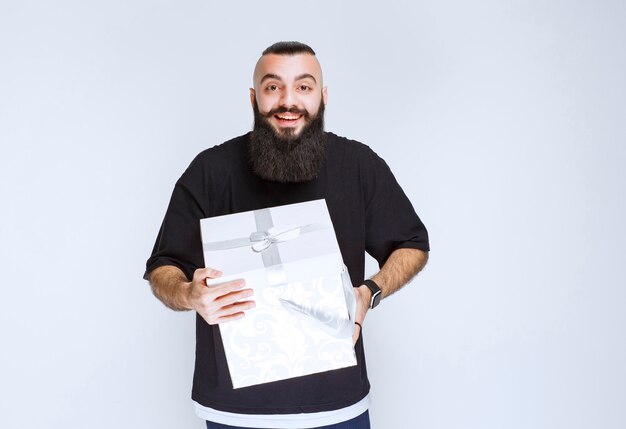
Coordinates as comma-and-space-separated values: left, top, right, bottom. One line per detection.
264, 106, 310, 118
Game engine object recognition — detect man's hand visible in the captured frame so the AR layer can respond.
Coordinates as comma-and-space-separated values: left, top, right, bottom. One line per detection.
186, 268, 255, 325
148, 265, 255, 325
349, 248, 429, 344
352, 285, 371, 345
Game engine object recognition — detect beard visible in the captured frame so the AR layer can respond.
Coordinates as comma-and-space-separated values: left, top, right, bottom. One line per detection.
248, 99, 326, 183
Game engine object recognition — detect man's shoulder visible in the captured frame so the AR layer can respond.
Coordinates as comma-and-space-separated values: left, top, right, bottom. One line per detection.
177, 133, 249, 187
325, 132, 386, 165
192, 132, 250, 166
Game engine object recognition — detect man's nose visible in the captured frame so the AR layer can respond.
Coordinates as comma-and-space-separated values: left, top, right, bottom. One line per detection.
279, 87, 296, 107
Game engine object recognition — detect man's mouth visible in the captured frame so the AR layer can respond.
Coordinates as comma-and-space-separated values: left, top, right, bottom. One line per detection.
274, 113, 303, 125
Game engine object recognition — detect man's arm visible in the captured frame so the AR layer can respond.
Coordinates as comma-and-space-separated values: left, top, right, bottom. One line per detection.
148, 265, 255, 325
369, 248, 429, 299
352, 248, 429, 342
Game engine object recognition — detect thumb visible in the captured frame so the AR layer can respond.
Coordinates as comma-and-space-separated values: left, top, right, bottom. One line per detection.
194, 267, 223, 284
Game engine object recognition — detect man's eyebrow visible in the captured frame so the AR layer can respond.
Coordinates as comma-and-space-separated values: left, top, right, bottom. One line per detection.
259, 73, 318, 84
296, 73, 317, 84
260, 73, 282, 84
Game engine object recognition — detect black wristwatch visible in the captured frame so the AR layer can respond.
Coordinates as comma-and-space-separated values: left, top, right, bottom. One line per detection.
362, 279, 382, 309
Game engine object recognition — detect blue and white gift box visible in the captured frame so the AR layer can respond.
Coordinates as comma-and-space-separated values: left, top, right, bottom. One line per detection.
200, 199, 357, 389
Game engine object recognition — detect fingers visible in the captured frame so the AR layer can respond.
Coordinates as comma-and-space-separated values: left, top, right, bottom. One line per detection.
215, 283, 253, 307
189, 268, 255, 325
212, 311, 246, 324
195, 281, 255, 325
211, 278, 247, 295
209, 299, 256, 325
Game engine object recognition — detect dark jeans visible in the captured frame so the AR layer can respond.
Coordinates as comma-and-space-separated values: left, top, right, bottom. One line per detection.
206, 410, 371, 429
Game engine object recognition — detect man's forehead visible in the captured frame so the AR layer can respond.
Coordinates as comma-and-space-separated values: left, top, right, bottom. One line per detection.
253, 53, 323, 86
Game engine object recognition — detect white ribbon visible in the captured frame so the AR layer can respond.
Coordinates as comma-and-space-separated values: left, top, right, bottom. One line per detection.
203, 222, 326, 256
249, 225, 303, 253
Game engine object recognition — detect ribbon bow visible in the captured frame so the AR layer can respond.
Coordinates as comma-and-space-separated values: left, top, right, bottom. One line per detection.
249, 225, 302, 253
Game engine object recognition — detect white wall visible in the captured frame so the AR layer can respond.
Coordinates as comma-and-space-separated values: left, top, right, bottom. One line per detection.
1, 1, 624, 428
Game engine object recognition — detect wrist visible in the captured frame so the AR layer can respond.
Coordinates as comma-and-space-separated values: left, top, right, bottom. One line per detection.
358, 284, 372, 303
179, 281, 195, 311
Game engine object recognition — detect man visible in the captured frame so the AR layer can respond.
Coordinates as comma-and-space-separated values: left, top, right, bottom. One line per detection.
145, 41, 429, 429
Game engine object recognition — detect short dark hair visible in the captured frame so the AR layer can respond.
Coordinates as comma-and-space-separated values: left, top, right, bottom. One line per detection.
262, 41, 316, 56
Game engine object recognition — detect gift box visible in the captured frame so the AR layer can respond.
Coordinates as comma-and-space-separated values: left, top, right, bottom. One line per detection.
200, 199, 357, 389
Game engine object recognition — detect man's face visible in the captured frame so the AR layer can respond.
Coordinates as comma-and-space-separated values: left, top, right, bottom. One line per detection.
251, 53, 328, 137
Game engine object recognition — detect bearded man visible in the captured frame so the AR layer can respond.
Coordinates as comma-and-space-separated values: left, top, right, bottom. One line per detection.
145, 41, 430, 429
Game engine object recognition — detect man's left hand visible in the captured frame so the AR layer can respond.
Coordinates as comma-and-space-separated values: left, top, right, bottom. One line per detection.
352, 285, 372, 345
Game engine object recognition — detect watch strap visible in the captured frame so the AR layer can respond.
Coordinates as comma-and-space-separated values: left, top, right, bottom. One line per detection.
362, 279, 382, 309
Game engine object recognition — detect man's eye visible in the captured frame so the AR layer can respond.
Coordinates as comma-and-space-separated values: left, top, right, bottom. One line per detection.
267, 85, 278, 91
299, 85, 311, 91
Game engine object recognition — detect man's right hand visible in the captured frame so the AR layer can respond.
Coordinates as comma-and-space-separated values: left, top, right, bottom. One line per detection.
148, 265, 255, 325
186, 267, 255, 325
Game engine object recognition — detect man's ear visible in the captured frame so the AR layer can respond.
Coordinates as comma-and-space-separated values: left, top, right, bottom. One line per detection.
322, 86, 328, 106
249, 88, 256, 107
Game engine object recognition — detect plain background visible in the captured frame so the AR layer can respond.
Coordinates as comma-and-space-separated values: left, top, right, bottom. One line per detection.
1, 1, 625, 428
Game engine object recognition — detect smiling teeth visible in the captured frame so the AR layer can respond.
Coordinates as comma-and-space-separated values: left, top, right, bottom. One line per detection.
277, 115, 300, 120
